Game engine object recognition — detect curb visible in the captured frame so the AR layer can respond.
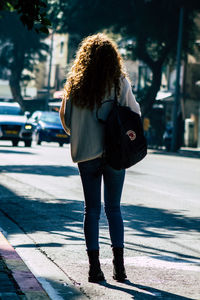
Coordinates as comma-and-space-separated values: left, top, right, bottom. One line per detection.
0, 232, 50, 299
148, 148, 200, 158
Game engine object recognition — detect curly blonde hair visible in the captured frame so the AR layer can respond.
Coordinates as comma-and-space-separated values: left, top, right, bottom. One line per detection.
63, 33, 126, 110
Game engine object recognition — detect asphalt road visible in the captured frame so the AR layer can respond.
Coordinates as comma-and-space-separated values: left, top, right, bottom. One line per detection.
0, 141, 200, 300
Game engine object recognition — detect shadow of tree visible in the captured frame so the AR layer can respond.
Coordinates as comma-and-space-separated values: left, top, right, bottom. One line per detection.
0, 149, 36, 155
99, 280, 195, 299
0, 182, 200, 299
123, 241, 200, 263
0, 165, 79, 176
1, 181, 200, 261
100, 203, 200, 262
121, 204, 200, 238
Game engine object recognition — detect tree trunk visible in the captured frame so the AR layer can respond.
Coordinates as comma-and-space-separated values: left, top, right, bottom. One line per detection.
141, 63, 162, 117
9, 70, 25, 111
9, 42, 26, 111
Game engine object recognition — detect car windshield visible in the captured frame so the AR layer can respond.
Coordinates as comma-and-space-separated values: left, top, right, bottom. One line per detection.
0, 105, 23, 115
40, 113, 61, 124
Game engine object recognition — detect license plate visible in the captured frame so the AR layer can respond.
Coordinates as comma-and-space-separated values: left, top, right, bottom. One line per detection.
56, 134, 67, 138
5, 130, 19, 135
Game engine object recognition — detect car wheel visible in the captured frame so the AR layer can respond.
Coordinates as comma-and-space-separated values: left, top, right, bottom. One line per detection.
59, 143, 64, 147
12, 140, 19, 147
36, 133, 42, 145
25, 140, 32, 147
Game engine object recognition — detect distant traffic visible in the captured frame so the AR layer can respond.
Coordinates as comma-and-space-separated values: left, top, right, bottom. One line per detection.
0, 101, 69, 147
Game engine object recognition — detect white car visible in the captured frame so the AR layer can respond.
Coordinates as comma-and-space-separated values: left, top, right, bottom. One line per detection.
0, 101, 33, 147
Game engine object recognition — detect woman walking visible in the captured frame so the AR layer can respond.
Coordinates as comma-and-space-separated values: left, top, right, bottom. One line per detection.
60, 33, 141, 283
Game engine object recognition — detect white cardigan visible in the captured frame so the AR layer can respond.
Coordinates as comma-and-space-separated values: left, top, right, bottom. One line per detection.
63, 76, 141, 163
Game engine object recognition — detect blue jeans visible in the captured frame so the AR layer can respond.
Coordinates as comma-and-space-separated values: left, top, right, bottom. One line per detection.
78, 157, 125, 251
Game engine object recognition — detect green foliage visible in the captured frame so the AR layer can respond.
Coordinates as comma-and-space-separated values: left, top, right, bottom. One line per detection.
0, 0, 51, 33
0, 11, 48, 74
0, 11, 48, 106
57, 0, 200, 115
59, 0, 199, 66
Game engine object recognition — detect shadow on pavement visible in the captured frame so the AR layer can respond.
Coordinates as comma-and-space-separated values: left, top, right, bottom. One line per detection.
121, 204, 200, 237
99, 280, 195, 299
1, 182, 200, 259
0, 183, 200, 298
124, 241, 200, 263
119, 204, 200, 262
0, 149, 36, 155
0, 183, 84, 246
0, 165, 79, 176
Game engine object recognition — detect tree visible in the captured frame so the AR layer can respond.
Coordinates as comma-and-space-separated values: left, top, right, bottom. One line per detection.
0, 11, 48, 110
58, 0, 200, 116
0, 0, 51, 33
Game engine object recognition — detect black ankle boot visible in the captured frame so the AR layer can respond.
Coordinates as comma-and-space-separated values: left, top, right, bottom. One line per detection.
87, 250, 105, 283
112, 247, 127, 282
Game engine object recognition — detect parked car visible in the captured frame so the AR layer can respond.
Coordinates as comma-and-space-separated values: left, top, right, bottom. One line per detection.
0, 101, 33, 147
30, 111, 69, 146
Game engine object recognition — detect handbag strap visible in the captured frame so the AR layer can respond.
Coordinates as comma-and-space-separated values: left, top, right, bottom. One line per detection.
96, 84, 118, 123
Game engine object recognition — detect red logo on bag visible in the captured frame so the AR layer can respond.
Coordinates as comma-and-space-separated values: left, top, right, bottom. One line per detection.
126, 130, 136, 141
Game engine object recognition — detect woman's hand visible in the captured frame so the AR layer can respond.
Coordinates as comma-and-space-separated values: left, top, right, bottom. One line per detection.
59, 98, 70, 135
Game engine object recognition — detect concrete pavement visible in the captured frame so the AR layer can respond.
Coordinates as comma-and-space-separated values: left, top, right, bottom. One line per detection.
0, 225, 199, 299
0, 144, 200, 299
1, 193, 200, 300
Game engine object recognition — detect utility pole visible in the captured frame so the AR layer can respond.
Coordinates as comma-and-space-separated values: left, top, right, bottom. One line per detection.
46, 31, 54, 111
171, 6, 184, 152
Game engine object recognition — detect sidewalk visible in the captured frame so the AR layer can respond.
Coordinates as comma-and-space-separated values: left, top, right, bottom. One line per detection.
0, 147, 200, 300
0, 231, 50, 300
179, 146, 200, 158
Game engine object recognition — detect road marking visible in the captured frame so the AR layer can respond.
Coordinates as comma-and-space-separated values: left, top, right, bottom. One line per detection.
124, 256, 200, 271
81, 255, 200, 272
